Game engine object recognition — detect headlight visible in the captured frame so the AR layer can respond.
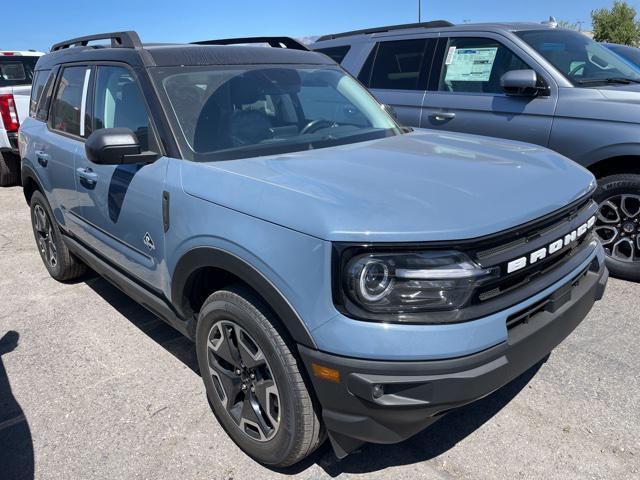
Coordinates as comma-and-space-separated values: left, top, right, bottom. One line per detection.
339, 250, 499, 322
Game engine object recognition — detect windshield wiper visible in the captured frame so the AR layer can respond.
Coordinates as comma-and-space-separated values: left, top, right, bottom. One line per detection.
577, 77, 640, 85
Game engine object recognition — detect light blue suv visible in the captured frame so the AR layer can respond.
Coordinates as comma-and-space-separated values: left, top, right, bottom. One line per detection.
20, 31, 607, 466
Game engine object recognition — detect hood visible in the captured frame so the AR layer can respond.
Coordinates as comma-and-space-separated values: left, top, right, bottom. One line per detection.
180, 130, 595, 242
556, 84, 640, 124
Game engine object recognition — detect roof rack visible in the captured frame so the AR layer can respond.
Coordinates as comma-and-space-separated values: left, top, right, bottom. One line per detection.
191, 36, 309, 51
317, 20, 454, 41
51, 31, 142, 52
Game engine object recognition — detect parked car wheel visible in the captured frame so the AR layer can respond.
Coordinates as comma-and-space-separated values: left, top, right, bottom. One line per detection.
30, 190, 86, 281
196, 285, 324, 467
0, 152, 19, 187
594, 174, 640, 282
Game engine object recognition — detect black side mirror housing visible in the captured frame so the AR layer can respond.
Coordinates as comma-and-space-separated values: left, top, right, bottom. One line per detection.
85, 128, 158, 165
501, 70, 545, 97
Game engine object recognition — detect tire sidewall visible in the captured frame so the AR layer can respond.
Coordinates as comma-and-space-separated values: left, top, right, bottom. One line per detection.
30, 191, 64, 279
195, 293, 299, 465
595, 174, 640, 282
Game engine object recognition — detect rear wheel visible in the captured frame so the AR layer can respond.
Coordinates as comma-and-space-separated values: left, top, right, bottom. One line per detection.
196, 285, 324, 466
29, 190, 86, 281
0, 151, 19, 187
594, 174, 640, 282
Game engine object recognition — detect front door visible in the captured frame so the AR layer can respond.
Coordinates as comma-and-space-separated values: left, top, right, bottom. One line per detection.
73, 64, 168, 289
420, 36, 557, 147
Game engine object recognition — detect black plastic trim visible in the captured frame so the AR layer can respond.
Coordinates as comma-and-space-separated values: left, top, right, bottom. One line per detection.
171, 247, 317, 348
192, 36, 309, 51
51, 31, 143, 51
317, 20, 454, 42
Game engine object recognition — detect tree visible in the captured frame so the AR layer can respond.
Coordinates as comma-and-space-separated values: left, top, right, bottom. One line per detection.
592, 0, 640, 46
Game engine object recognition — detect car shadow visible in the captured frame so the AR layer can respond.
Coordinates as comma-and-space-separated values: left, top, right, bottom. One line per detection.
83, 274, 199, 373
82, 271, 544, 476
280, 357, 546, 477
0, 331, 35, 480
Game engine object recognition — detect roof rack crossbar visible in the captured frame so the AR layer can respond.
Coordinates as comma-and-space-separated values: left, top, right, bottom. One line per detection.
191, 36, 309, 51
317, 20, 454, 41
51, 31, 142, 52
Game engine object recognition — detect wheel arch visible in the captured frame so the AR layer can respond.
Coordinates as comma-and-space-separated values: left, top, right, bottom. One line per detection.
171, 247, 317, 349
21, 164, 44, 205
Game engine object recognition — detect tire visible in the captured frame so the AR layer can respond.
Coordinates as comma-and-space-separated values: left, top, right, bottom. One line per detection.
29, 190, 86, 281
0, 151, 19, 187
594, 173, 640, 282
196, 285, 324, 467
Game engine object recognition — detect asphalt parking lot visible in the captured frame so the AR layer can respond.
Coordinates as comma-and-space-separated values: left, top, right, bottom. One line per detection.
0, 184, 639, 480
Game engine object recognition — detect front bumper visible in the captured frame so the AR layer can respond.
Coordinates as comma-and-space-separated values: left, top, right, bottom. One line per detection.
299, 255, 608, 457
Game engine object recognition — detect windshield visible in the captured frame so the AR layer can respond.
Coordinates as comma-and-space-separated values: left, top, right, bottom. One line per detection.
605, 44, 640, 70
152, 65, 401, 161
0, 56, 38, 87
516, 29, 640, 86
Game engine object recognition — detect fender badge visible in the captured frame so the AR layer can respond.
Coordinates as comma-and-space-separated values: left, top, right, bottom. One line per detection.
143, 232, 155, 251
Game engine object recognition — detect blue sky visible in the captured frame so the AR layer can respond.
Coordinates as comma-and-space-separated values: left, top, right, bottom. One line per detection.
2, 0, 638, 52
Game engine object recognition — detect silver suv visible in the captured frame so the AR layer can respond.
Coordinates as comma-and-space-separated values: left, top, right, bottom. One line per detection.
312, 21, 640, 281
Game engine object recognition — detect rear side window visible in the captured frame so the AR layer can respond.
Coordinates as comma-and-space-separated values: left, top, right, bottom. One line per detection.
93, 66, 151, 151
50, 66, 91, 137
29, 70, 51, 118
0, 56, 38, 87
438, 38, 530, 94
369, 39, 429, 90
316, 46, 351, 64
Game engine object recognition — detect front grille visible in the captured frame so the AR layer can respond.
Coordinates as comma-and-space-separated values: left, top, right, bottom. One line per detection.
472, 196, 597, 305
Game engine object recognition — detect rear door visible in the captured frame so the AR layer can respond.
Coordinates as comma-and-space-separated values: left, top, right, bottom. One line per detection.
358, 37, 436, 127
420, 34, 557, 146
73, 64, 168, 289
43, 64, 92, 230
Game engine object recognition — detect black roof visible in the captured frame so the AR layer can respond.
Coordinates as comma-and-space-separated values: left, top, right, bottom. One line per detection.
37, 31, 333, 70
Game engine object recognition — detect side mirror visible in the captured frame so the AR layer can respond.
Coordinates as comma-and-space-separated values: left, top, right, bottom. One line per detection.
381, 103, 399, 120
501, 70, 544, 96
85, 128, 158, 165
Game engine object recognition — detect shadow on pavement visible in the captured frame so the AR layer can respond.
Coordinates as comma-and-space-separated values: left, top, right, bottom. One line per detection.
84, 275, 199, 374
0, 331, 34, 480
81, 271, 545, 477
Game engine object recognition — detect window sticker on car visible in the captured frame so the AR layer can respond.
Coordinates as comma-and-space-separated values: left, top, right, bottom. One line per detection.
444, 47, 498, 82
445, 46, 457, 65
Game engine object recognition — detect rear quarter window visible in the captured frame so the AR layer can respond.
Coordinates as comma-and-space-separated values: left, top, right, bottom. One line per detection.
29, 70, 52, 118
316, 46, 351, 64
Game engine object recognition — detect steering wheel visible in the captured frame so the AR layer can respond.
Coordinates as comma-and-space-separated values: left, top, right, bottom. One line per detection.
568, 63, 585, 78
300, 119, 336, 135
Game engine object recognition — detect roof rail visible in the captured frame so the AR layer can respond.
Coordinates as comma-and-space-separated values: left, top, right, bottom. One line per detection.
191, 36, 309, 51
51, 31, 143, 52
317, 20, 454, 42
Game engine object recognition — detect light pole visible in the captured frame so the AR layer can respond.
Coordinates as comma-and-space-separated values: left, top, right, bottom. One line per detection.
418, 0, 421, 22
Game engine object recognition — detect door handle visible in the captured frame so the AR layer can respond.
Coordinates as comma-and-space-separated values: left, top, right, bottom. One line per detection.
76, 167, 98, 186
36, 151, 49, 167
431, 112, 456, 121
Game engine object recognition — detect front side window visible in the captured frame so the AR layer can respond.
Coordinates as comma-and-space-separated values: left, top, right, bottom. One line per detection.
517, 29, 640, 86
152, 65, 400, 161
50, 66, 90, 137
0, 56, 38, 87
438, 38, 530, 94
369, 39, 429, 90
93, 66, 151, 150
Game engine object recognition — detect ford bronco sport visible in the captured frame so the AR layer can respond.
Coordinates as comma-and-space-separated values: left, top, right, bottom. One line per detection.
312, 21, 640, 282
0, 49, 44, 185
20, 31, 608, 466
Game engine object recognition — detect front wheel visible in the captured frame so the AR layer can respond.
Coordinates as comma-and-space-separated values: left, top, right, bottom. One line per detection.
594, 173, 640, 282
195, 285, 324, 467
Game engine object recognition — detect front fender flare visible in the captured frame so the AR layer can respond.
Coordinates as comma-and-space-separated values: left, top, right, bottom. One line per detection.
171, 247, 317, 349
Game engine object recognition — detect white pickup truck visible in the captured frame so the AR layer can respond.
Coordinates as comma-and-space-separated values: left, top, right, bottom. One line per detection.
1, 50, 44, 186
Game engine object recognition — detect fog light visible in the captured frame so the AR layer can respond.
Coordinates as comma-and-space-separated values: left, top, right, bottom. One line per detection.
372, 384, 384, 398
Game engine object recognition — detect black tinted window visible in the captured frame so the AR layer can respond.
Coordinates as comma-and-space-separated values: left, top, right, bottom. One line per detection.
370, 39, 428, 90
29, 70, 51, 118
438, 38, 530, 94
0, 56, 38, 87
51, 66, 90, 137
93, 66, 150, 150
316, 46, 351, 64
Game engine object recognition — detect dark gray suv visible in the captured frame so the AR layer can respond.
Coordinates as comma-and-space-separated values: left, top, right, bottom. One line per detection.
312, 21, 640, 281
